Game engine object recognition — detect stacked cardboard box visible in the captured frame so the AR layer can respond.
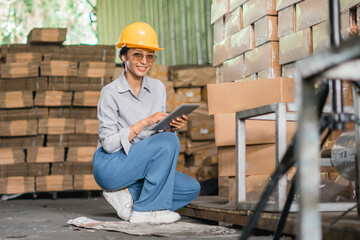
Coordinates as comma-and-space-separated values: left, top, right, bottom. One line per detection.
0, 28, 116, 194
211, 0, 360, 201
167, 65, 217, 182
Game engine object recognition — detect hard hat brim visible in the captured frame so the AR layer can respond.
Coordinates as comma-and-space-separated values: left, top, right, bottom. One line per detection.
115, 42, 164, 51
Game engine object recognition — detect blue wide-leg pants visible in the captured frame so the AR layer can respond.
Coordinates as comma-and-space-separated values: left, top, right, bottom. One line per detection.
93, 132, 200, 212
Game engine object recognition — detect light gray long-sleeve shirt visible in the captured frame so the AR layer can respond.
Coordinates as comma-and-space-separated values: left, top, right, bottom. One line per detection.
97, 71, 166, 155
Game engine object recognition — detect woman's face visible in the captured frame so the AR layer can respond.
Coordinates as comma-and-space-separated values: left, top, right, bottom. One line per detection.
122, 48, 156, 78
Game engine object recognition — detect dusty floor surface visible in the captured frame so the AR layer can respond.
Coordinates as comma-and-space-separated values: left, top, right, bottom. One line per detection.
0, 192, 275, 240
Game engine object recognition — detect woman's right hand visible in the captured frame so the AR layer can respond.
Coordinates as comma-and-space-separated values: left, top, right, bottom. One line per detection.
142, 112, 168, 126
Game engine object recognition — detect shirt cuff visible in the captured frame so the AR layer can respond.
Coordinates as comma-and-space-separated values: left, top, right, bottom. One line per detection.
119, 127, 132, 155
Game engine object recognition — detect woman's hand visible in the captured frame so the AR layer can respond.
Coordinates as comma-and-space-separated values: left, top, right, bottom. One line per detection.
169, 115, 188, 131
142, 112, 168, 126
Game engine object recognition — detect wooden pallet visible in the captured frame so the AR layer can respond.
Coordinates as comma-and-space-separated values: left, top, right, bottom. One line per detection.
178, 196, 360, 239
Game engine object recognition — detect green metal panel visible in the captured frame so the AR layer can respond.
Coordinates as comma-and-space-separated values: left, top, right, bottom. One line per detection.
97, 0, 213, 65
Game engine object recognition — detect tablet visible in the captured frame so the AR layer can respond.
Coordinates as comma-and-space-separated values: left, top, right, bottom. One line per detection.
149, 103, 200, 131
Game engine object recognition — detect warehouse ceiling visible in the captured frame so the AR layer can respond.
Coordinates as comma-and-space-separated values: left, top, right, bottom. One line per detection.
96, 0, 213, 65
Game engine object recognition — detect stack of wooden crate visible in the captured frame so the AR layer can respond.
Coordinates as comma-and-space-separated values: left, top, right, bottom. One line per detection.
0, 27, 115, 194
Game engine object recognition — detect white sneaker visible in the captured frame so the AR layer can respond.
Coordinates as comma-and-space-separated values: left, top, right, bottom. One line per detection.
103, 190, 133, 221
129, 210, 181, 224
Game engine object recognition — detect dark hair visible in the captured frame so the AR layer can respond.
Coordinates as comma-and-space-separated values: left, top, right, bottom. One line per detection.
119, 47, 129, 67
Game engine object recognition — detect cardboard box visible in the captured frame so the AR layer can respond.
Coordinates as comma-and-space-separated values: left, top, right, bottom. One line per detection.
0, 91, 33, 109
236, 74, 258, 81
276, 0, 303, 11
214, 18, 225, 44
40, 60, 78, 77
340, 0, 360, 12
278, 5, 296, 38
223, 54, 244, 82
207, 77, 294, 115
0, 135, 44, 148
216, 66, 224, 83
38, 118, 75, 135
35, 175, 73, 192
74, 174, 101, 190
27, 147, 65, 163
279, 28, 312, 65
188, 117, 215, 140
6, 52, 42, 63
67, 147, 97, 162
27, 28, 67, 44
213, 37, 231, 66
169, 65, 216, 87
229, 0, 248, 12
254, 15, 278, 47
282, 62, 300, 79
258, 66, 281, 79
243, 0, 277, 27
230, 25, 254, 58
0, 177, 35, 194
228, 175, 269, 201
218, 144, 276, 176
73, 91, 100, 107
244, 42, 279, 76
1, 77, 47, 91
0, 120, 37, 137
1, 62, 39, 78
214, 113, 297, 146
0, 148, 24, 165
296, 0, 329, 31
211, 0, 229, 24
75, 119, 99, 134
340, 9, 356, 40
34, 91, 73, 107
225, 6, 243, 37
27, 163, 50, 177
313, 21, 330, 54
78, 62, 115, 78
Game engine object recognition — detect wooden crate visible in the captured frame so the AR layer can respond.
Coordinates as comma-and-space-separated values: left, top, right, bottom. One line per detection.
0, 62, 39, 78
0, 120, 37, 136
75, 119, 99, 134
38, 118, 75, 134
74, 174, 101, 190
40, 60, 78, 76
0, 148, 25, 165
0, 176, 35, 194
78, 62, 116, 78
35, 175, 73, 192
0, 91, 33, 108
73, 91, 100, 107
27, 147, 65, 163
27, 28, 67, 44
67, 147, 96, 162
35, 91, 72, 107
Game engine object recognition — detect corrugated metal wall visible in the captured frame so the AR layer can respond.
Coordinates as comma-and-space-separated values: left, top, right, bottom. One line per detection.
97, 0, 213, 65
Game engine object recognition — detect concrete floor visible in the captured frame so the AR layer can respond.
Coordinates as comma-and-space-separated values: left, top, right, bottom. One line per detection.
0, 192, 276, 240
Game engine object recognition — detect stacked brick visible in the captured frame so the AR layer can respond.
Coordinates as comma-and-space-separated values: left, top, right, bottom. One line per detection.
211, 0, 360, 201
0, 28, 115, 194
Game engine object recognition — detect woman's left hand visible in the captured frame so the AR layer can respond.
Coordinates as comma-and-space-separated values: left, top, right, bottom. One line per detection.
169, 115, 188, 131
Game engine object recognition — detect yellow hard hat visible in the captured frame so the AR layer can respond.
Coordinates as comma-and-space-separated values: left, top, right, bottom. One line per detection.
116, 22, 164, 51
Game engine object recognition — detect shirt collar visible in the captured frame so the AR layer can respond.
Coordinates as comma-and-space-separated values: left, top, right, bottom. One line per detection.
116, 70, 152, 94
